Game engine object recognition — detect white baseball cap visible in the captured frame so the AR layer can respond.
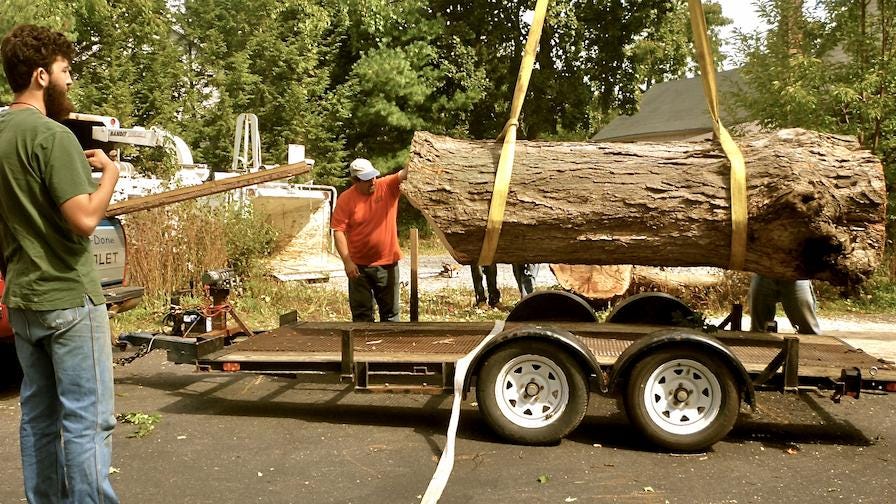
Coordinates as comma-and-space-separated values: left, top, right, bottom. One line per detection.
349, 158, 379, 181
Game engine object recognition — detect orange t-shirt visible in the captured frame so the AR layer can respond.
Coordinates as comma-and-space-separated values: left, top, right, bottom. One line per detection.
331, 173, 403, 266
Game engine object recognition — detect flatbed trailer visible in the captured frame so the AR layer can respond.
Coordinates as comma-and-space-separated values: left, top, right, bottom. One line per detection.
121, 291, 896, 452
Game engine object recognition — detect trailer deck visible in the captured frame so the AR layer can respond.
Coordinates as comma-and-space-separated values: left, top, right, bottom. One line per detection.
123, 310, 896, 453
165, 321, 895, 388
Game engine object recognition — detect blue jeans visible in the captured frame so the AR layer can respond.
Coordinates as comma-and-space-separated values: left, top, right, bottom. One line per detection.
9, 298, 119, 504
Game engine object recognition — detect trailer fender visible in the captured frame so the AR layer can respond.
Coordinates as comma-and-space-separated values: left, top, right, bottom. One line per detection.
605, 292, 696, 326
506, 291, 598, 322
608, 328, 756, 407
463, 325, 606, 394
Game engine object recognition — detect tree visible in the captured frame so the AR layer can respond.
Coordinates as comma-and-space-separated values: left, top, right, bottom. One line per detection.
328, 0, 490, 177
69, 0, 184, 128
175, 0, 346, 181
736, 0, 896, 250
0, 0, 80, 104
1, 1, 729, 186
431, 0, 730, 141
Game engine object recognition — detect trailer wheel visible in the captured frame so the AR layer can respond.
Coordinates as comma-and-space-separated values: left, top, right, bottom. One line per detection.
624, 348, 739, 451
476, 341, 588, 445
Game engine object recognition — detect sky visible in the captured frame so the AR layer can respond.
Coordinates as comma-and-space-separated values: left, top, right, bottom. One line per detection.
715, 0, 769, 67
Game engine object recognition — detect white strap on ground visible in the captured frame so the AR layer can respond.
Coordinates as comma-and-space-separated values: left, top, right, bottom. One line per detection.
421, 320, 505, 503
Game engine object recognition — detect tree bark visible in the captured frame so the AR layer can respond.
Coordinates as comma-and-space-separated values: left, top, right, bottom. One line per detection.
402, 130, 887, 286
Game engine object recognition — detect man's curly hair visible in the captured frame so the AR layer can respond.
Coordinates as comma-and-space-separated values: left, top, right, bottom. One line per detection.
1, 24, 74, 93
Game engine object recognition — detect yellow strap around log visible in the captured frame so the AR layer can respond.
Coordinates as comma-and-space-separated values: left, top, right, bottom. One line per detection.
688, 0, 748, 271
478, 0, 550, 266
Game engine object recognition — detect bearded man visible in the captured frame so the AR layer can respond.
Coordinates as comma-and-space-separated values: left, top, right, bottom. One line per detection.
0, 25, 120, 503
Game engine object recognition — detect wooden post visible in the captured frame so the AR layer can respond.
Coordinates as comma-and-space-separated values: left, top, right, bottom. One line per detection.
410, 228, 419, 322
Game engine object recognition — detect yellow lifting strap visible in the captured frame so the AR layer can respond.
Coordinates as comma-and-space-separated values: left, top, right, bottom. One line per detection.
478, 0, 550, 266
479, 0, 747, 270
688, 0, 748, 270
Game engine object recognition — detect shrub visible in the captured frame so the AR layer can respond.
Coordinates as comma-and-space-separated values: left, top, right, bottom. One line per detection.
222, 203, 278, 279
123, 199, 277, 295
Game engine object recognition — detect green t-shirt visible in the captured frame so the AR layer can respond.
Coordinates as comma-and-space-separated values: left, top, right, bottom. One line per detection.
0, 108, 105, 310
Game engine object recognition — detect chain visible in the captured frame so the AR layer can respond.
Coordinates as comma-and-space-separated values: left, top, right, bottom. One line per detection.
113, 343, 152, 367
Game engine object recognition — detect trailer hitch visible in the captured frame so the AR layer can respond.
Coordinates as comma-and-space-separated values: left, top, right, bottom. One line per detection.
831, 367, 861, 403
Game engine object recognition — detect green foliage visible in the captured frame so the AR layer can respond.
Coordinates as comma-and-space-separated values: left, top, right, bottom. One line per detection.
117, 411, 161, 438
176, 0, 346, 177
3, 0, 724, 180
69, 0, 185, 128
222, 203, 278, 279
127, 139, 181, 180
0, 0, 78, 103
816, 251, 896, 313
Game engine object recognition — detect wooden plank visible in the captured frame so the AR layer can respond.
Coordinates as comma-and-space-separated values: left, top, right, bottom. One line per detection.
105, 162, 311, 217
410, 228, 419, 322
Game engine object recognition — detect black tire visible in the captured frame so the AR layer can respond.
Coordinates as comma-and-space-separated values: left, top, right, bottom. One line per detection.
624, 347, 739, 451
476, 341, 588, 445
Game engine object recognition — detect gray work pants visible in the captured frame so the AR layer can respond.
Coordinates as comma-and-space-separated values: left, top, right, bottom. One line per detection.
512, 263, 538, 298
748, 274, 821, 335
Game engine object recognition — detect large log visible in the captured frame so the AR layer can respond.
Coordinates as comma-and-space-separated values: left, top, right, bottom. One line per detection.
402, 130, 887, 286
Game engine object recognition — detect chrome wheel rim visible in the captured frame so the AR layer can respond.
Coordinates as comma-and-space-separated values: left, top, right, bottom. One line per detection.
643, 358, 722, 435
493, 354, 569, 428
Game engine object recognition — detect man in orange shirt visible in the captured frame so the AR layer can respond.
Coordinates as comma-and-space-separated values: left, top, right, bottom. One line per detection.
331, 158, 407, 322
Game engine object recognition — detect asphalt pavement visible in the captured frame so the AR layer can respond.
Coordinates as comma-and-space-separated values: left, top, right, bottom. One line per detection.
1, 346, 895, 504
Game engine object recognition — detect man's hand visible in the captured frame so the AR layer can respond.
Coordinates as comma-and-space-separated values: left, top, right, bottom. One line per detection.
344, 259, 360, 280
84, 149, 118, 174
333, 230, 360, 279
58, 149, 121, 237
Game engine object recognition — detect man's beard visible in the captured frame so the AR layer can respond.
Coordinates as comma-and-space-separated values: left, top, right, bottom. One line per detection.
44, 81, 74, 122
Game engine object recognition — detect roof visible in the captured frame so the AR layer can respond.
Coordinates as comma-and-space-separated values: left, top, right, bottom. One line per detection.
594, 69, 751, 142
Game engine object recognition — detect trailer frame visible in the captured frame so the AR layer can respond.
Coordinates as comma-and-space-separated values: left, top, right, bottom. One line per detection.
119, 291, 896, 452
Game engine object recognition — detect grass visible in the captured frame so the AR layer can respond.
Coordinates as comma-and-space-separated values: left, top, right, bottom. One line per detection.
816, 275, 896, 315
112, 280, 521, 337
112, 256, 896, 338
